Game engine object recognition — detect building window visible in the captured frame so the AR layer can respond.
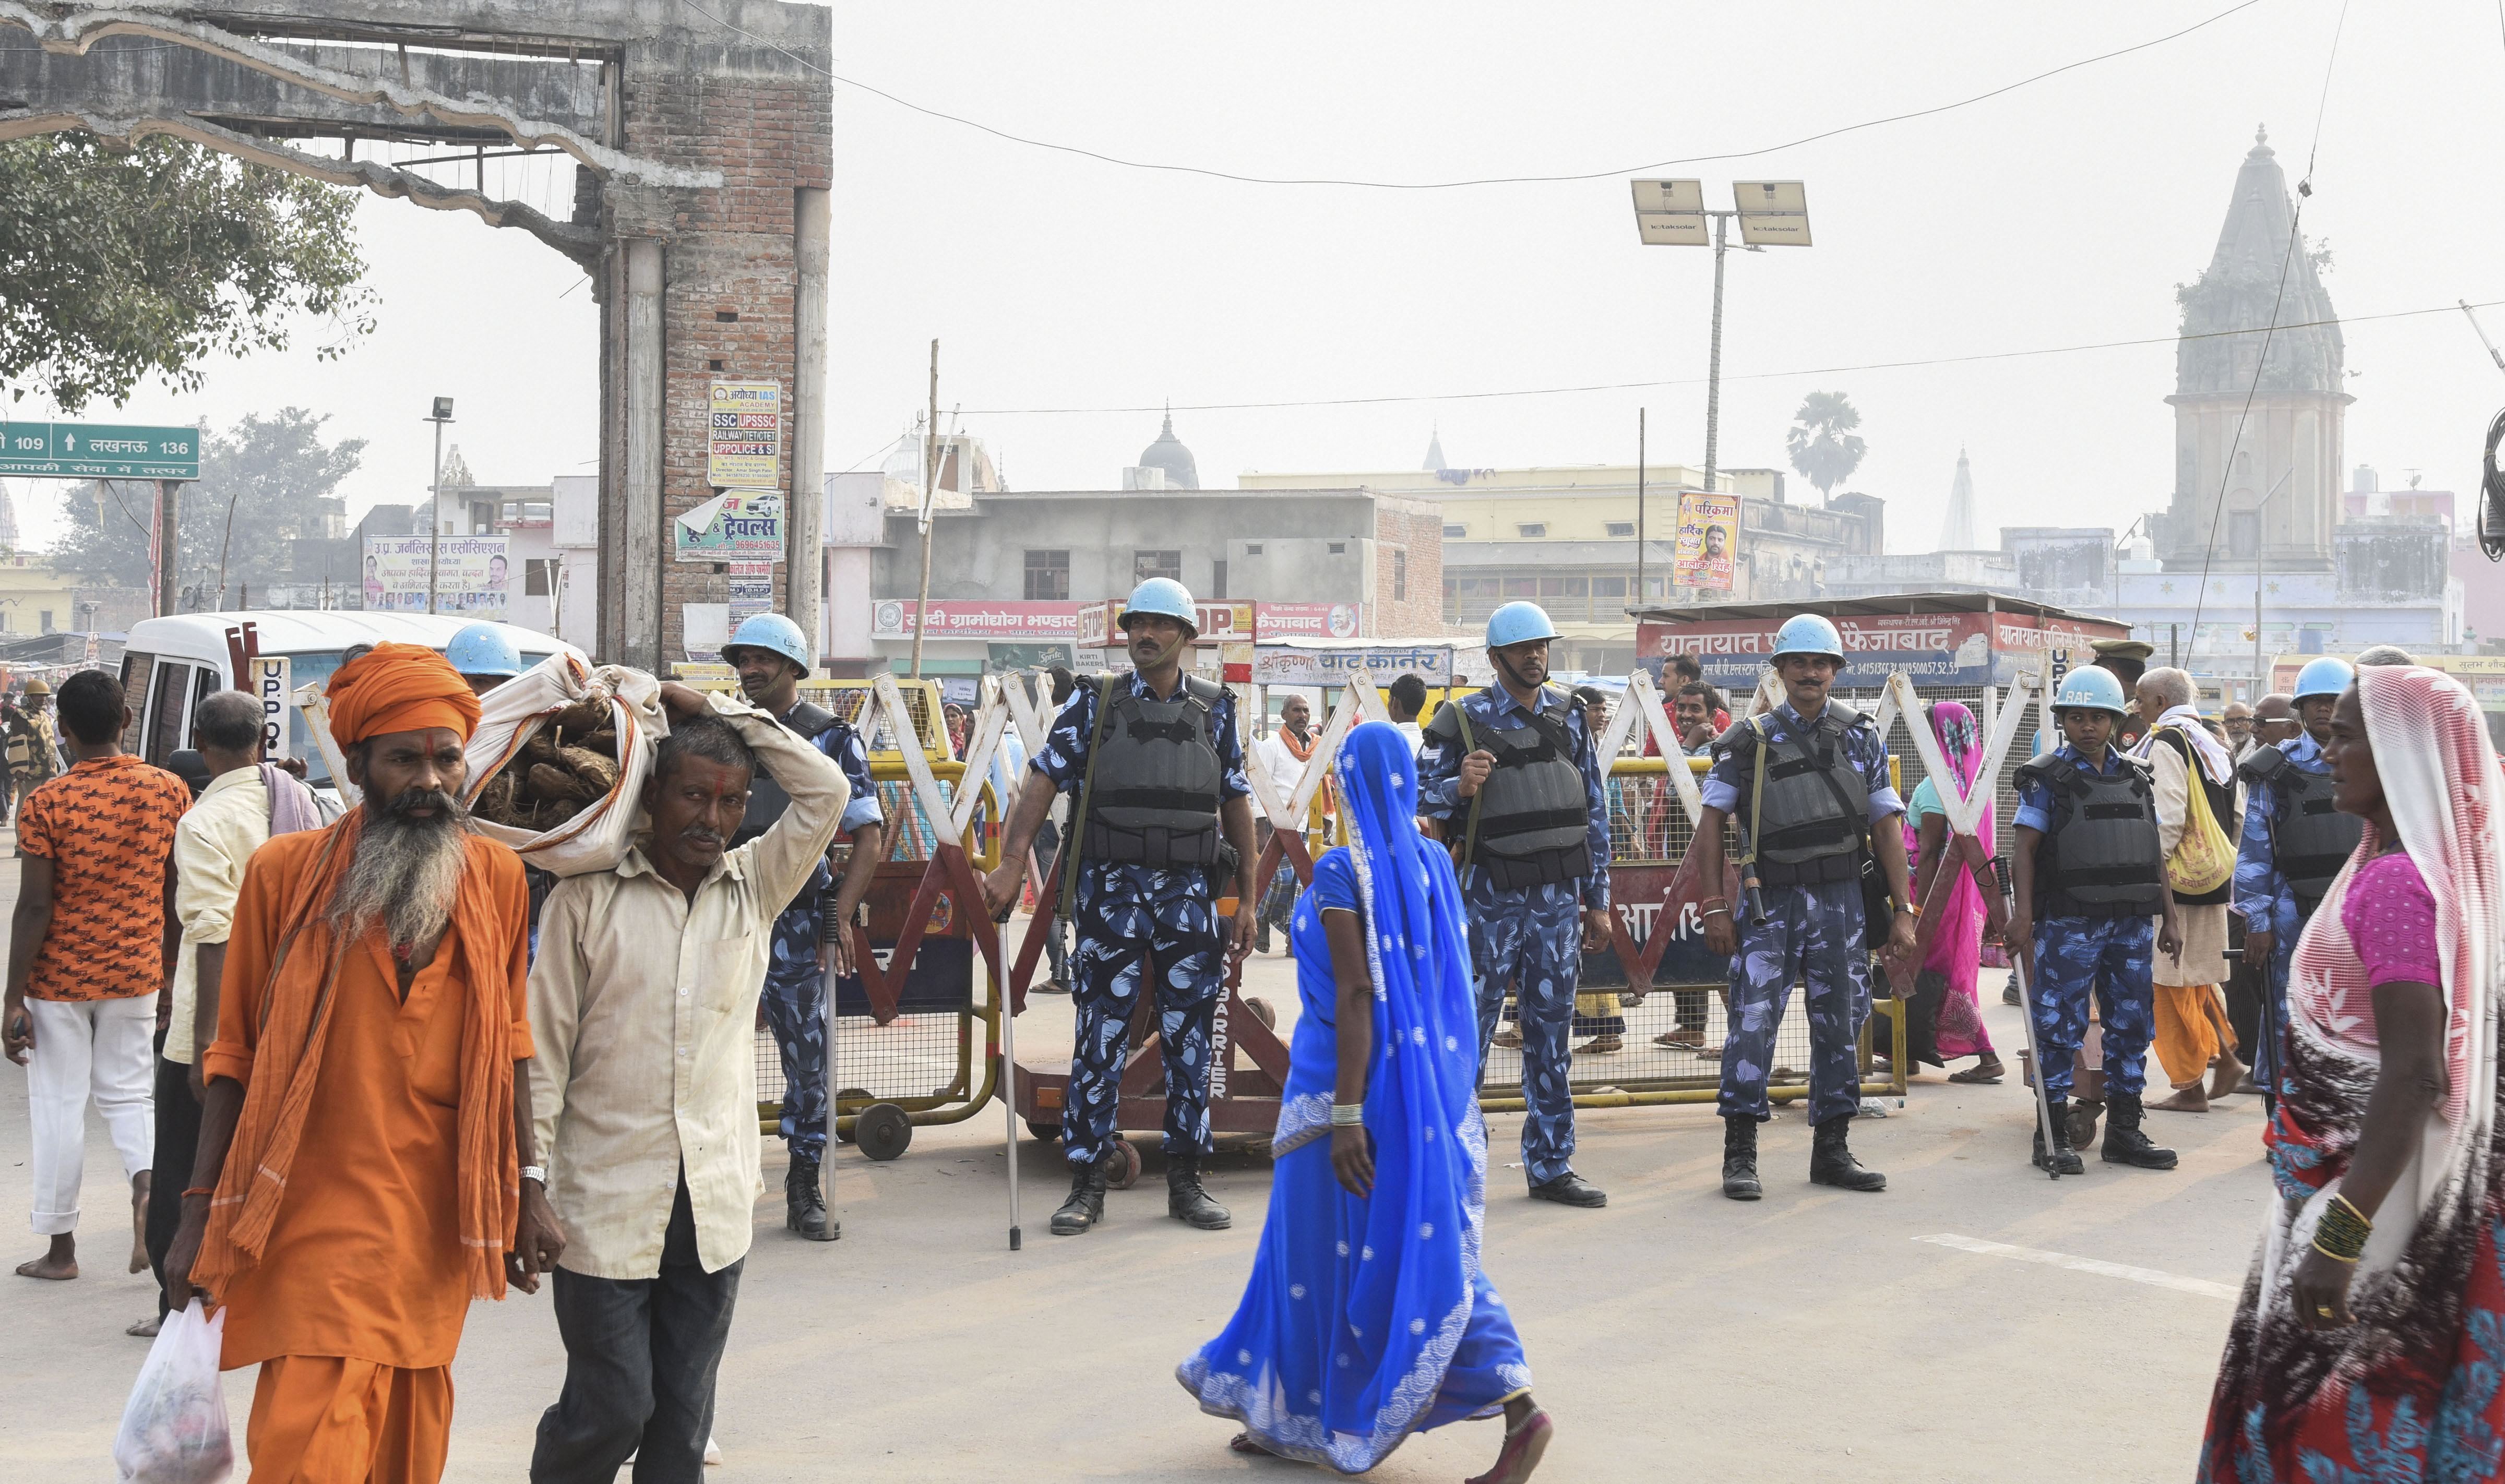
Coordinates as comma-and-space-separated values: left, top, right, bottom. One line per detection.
1025, 549, 1071, 600
1591, 575, 1627, 599
1444, 523, 1466, 538
1517, 523, 1546, 538
38, 609, 52, 633
1502, 575, 1537, 597
2228, 511, 2260, 559
1606, 521, 1636, 537
525, 559, 557, 597
1210, 559, 1228, 601
1392, 550, 1407, 601
1539, 577, 1588, 597
1327, 542, 1346, 555
1132, 549, 1181, 584
1243, 543, 1262, 555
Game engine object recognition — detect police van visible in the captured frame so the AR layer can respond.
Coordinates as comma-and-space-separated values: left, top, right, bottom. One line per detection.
117, 611, 578, 795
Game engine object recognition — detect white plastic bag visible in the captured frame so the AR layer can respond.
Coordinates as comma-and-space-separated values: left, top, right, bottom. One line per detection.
461, 652, 666, 876
113, 1299, 233, 1484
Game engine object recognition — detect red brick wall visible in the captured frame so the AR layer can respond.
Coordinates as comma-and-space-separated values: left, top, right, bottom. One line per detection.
1371, 495, 1447, 638
613, 52, 832, 664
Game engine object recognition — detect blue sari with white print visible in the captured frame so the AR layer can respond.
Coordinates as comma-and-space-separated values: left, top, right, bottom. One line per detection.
1178, 722, 1530, 1473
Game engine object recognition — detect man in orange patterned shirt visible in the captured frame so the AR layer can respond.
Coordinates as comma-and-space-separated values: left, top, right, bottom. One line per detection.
2, 669, 189, 1285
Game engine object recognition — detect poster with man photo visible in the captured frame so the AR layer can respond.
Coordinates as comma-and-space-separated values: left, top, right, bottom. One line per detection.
1671, 490, 1739, 590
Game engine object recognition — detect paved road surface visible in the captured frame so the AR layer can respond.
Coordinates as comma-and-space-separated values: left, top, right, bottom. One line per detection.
0, 866, 2263, 1481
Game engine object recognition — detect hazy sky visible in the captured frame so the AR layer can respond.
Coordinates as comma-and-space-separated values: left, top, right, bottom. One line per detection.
12, 1, 2505, 559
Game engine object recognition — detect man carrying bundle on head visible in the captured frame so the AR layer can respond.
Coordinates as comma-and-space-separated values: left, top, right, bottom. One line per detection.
162, 642, 560, 1484
1687, 614, 1916, 1202
1417, 601, 1614, 1210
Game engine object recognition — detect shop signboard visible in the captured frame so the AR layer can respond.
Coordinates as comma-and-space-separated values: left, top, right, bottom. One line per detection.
726, 560, 774, 625
870, 599, 1081, 641
1078, 598, 1254, 647
1254, 602, 1364, 640
1640, 611, 1998, 689
707, 381, 781, 488
1250, 641, 1457, 688
1671, 491, 1740, 591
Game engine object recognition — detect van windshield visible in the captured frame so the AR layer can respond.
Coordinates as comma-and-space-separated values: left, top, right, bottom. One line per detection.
280, 646, 559, 787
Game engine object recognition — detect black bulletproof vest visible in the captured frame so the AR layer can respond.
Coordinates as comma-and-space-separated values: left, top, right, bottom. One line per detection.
2153, 728, 2236, 907
2018, 751, 2164, 918
1737, 707, 1872, 887
730, 701, 841, 849
1080, 676, 1224, 866
1428, 687, 1593, 889
2240, 745, 2364, 912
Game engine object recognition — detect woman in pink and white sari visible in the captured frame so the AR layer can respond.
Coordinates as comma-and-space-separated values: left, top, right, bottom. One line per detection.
2198, 665, 2505, 1480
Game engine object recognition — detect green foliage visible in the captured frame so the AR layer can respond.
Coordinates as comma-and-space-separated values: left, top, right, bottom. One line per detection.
50, 409, 365, 592
1784, 390, 1866, 503
0, 135, 375, 412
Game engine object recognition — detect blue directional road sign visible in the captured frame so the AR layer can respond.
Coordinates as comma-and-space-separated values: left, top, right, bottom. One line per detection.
0, 421, 200, 481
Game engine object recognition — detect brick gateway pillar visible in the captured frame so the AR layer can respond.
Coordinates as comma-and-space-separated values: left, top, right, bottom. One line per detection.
1, 0, 834, 668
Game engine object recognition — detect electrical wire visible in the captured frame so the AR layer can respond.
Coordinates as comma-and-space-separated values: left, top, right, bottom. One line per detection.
675, 0, 2266, 190
2185, 0, 2347, 642
948, 297, 2503, 418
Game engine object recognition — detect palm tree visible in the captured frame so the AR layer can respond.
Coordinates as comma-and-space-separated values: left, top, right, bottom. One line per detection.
1784, 391, 1866, 504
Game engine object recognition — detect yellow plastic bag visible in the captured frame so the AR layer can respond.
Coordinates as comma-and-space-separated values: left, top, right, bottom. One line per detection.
2165, 732, 2236, 896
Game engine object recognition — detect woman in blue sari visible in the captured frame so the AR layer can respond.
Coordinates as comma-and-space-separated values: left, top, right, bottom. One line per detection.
1179, 722, 1553, 1481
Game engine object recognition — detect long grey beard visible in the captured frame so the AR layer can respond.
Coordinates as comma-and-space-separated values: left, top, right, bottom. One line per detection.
329, 789, 470, 954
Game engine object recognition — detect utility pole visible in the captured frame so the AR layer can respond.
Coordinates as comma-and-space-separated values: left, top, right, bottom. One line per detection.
1703, 212, 1729, 495
1635, 409, 1648, 607
910, 340, 938, 678
424, 397, 454, 615
154, 479, 180, 618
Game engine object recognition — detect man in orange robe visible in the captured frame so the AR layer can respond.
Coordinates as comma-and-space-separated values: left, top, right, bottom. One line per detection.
163, 642, 563, 1482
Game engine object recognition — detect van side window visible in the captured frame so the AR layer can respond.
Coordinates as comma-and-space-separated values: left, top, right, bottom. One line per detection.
145, 662, 195, 765
120, 653, 155, 755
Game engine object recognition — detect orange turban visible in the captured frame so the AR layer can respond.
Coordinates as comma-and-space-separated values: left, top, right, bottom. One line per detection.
326, 641, 482, 745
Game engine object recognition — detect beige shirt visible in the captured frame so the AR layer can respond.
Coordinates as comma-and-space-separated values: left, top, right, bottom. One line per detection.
528, 692, 851, 1279
166, 767, 270, 1064
2150, 732, 2244, 987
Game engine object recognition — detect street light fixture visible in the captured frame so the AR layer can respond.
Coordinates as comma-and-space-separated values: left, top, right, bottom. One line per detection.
424, 396, 455, 615
1629, 178, 1813, 497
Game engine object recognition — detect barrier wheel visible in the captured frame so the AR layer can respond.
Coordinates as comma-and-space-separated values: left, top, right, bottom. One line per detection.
1244, 996, 1276, 1029
1027, 1118, 1062, 1142
1106, 1139, 1142, 1191
832, 1087, 872, 1143
855, 1103, 912, 1162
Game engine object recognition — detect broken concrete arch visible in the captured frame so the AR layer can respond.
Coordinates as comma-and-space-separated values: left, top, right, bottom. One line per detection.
0, 0, 834, 667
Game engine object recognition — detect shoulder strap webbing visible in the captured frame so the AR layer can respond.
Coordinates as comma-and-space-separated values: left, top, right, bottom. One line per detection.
1060, 674, 1120, 911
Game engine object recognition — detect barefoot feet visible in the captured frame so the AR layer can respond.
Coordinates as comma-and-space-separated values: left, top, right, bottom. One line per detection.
16, 1235, 77, 1280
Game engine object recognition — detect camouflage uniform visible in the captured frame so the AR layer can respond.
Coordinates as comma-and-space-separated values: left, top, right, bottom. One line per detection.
1701, 701, 1903, 1126
1033, 675, 1249, 1167
2015, 743, 2156, 1100
1417, 685, 1610, 1186
2232, 732, 2327, 1096
757, 712, 882, 1160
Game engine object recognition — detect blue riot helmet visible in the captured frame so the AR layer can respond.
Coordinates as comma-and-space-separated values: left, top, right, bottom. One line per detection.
445, 621, 521, 680
1770, 613, 1846, 664
722, 612, 812, 678
2293, 656, 2355, 703
1122, 577, 1199, 638
2050, 665, 2130, 717
1485, 601, 1560, 649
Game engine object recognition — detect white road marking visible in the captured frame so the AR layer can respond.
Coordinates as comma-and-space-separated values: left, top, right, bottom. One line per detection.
1915, 1233, 2240, 1300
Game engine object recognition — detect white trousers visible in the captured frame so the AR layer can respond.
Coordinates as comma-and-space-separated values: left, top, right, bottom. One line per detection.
26, 994, 156, 1236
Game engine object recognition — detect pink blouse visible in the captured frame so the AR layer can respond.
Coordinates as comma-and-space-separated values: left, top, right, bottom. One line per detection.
2340, 851, 2441, 989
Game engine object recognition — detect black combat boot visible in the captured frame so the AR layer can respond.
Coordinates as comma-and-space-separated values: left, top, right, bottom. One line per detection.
2100, 1091, 2179, 1170
1721, 1116, 1762, 1201
1808, 1115, 1887, 1192
2031, 1097, 2085, 1176
785, 1152, 840, 1241
1051, 1161, 1110, 1236
1167, 1157, 1233, 1230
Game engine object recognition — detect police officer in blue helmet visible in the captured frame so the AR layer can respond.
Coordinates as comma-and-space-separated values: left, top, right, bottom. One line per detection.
980, 578, 1259, 1237
1417, 601, 1614, 1208
1688, 613, 1916, 1200
2232, 656, 2362, 1107
2007, 664, 2185, 1174
719, 612, 884, 1242
446, 622, 522, 696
